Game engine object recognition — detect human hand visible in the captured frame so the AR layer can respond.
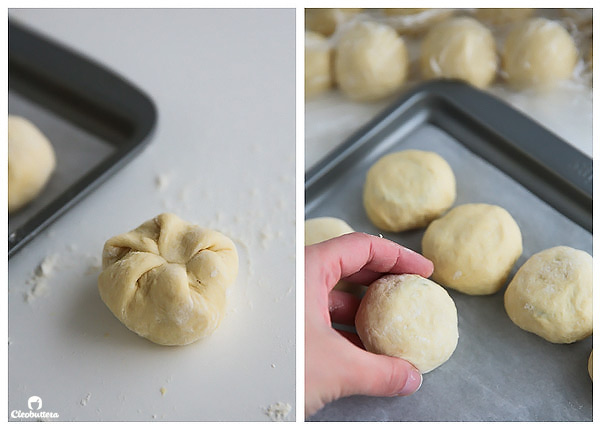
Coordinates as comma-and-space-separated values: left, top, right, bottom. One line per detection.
305, 232, 434, 417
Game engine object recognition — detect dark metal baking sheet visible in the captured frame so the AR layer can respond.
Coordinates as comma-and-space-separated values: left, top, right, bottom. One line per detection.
8, 20, 157, 258
305, 80, 592, 422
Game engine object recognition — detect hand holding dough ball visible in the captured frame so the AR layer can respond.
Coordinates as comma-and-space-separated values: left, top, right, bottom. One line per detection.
305, 8, 362, 37
98, 213, 238, 346
502, 18, 578, 89
363, 150, 456, 232
422, 204, 522, 295
355, 274, 459, 373
8, 115, 56, 213
504, 246, 592, 344
420, 17, 497, 89
305, 217, 354, 246
474, 8, 534, 26
335, 21, 409, 101
305, 31, 333, 99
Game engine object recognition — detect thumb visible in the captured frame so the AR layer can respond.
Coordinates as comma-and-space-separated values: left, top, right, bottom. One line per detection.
342, 346, 423, 398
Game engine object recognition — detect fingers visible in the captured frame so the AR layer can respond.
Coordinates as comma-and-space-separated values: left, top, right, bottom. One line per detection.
341, 344, 423, 399
329, 290, 360, 326
309, 232, 434, 292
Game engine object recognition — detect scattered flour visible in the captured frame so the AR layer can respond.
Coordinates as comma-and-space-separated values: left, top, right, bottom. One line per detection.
25, 254, 60, 302
80, 393, 92, 407
264, 402, 292, 422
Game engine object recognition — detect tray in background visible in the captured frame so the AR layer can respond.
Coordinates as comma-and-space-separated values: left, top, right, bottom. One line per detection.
8, 20, 157, 258
305, 80, 592, 422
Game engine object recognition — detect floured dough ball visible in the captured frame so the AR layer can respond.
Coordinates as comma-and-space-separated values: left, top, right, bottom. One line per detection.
8, 115, 56, 213
474, 8, 534, 26
420, 17, 497, 88
504, 246, 592, 344
589, 350, 593, 381
384, 8, 455, 35
98, 213, 239, 346
305, 217, 354, 246
502, 18, 578, 89
422, 204, 522, 295
305, 31, 333, 99
305, 8, 362, 36
363, 150, 456, 232
335, 21, 409, 101
355, 274, 459, 373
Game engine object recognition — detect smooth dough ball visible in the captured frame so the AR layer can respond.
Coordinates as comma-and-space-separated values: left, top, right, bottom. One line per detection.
363, 150, 456, 232
474, 8, 534, 26
305, 31, 333, 99
422, 204, 522, 295
355, 274, 459, 373
98, 213, 239, 346
305, 8, 362, 36
589, 350, 593, 381
421, 17, 497, 88
504, 246, 592, 344
335, 21, 409, 101
8, 115, 56, 213
305, 217, 354, 246
502, 18, 578, 89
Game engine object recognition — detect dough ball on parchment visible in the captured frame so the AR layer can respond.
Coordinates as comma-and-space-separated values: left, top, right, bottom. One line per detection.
422, 203, 522, 295
305, 8, 362, 37
502, 18, 578, 89
355, 274, 459, 373
8, 115, 56, 213
363, 150, 456, 232
335, 21, 409, 101
305, 217, 354, 246
504, 246, 592, 344
98, 213, 239, 346
305, 31, 333, 99
420, 16, 497, 88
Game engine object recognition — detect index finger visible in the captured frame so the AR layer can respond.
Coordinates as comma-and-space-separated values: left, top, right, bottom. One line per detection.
308, 232, 433, 292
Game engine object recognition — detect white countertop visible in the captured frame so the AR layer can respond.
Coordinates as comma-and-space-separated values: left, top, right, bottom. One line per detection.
8, 8, 296, 422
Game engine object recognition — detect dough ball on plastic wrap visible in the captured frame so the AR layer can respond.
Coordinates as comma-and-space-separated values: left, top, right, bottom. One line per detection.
98, 213, 239, 346
8, 115, 56, 213
334, 21, 409, 101
502, 18, 578, 89
420, 16, 497, 88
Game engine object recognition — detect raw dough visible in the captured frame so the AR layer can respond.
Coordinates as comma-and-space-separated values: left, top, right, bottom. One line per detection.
363, 150, 456, 232
355, 274, 459, 373
305, 31, 333, 99
305, 8, 362, 36
334, 21, 409, 101
474, 8, 534, 26
305, 217, 354, 246
502, 18, 578, 89
98, 213, 239, 346
422, 203, 522, 295
8, 115, 56, 213
420, 16, 497, 88
504, 246, 592, 344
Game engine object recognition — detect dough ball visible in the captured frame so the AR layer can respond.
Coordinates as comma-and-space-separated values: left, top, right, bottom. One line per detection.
504, 246, 592, 344
422, 203, 522, 295
305, 31, 333, 99
8, 115, 56, 213
305, 8, 362, 36
363, 150, 456, 232
474, 8, 534, 26
384, 8, 455, 35
355, 274, 459, 373
502, 18, 578, 89
589, 350, 593, 381
305, 217, 354, 246
420, 17, 497, 89
98, 213, 239, 346
335, 21, 409, 101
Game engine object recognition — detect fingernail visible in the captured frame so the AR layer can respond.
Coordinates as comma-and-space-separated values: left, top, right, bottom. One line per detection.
397, 367, 422, 396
